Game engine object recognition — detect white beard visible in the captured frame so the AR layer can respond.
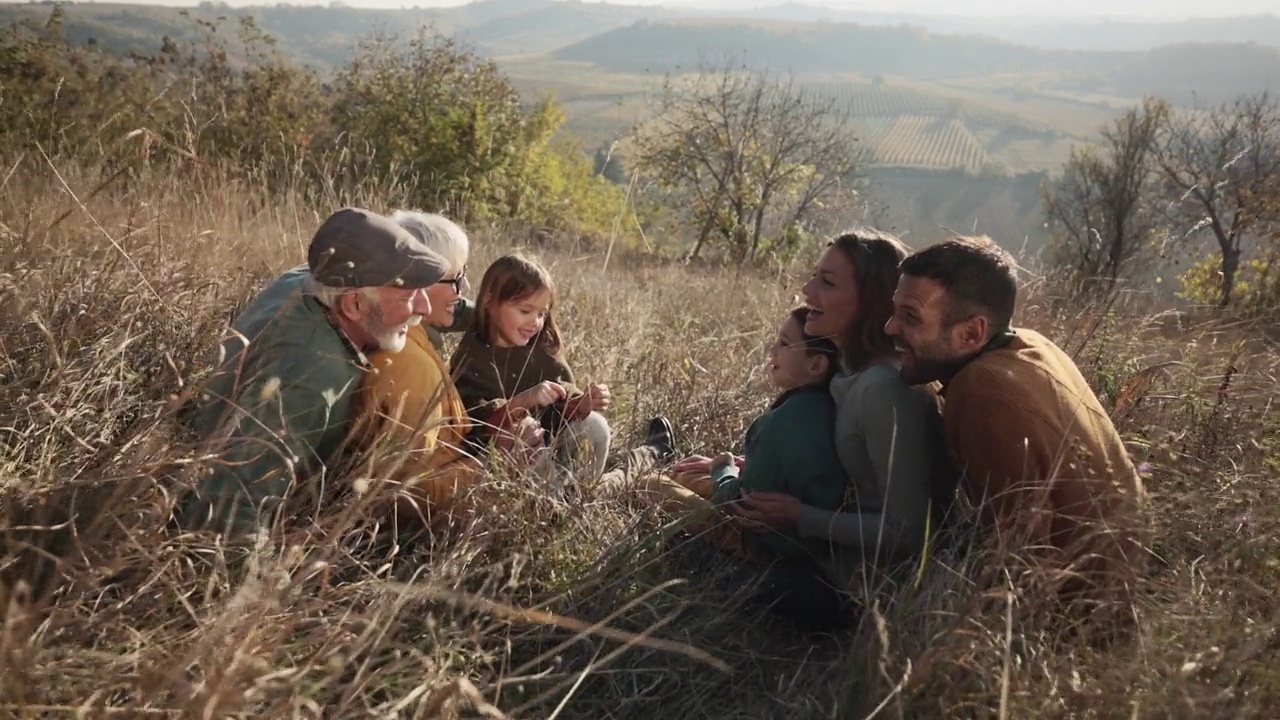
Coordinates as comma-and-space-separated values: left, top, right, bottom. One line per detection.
368, 313, 422, 353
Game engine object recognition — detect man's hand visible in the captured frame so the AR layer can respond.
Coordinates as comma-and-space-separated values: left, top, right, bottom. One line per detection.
712, 451, 737, 470
510, 381, 567, 411
674, 452, 743, 476
673, 454, 714, 475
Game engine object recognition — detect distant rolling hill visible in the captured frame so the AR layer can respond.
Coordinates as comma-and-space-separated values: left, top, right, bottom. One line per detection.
452, 0, 683, 56
0, 1, 676, 70
793, 80, 1071, 174
553, 19, 1085, 78
683, 4, 1280, 53
552, 19, 1280, 106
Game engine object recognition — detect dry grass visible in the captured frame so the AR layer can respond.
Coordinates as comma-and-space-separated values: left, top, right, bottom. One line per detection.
2, 157, 1279, 719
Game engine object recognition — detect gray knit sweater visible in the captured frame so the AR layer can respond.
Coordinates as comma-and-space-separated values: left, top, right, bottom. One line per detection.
794, 362, 951, 589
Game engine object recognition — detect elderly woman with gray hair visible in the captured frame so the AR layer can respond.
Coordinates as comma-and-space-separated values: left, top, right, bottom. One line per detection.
357, 210, 542, 533
390, 209, 476, 350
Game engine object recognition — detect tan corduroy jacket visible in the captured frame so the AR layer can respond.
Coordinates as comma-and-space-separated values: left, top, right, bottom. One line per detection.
944, 328, 1149, 606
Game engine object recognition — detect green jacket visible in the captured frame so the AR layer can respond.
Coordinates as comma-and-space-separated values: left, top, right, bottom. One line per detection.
176, 266, 370, 534
709, 385, 848, 563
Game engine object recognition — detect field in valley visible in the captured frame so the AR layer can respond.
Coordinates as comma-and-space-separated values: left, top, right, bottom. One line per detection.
497, 57, 1117, 176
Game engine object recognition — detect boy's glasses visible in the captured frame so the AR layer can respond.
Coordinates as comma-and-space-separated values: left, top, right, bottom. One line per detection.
438, 265, 467, 293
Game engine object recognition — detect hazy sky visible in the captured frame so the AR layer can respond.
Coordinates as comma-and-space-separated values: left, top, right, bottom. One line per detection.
588, 0, 1276, 17
17, 0, 1276, 19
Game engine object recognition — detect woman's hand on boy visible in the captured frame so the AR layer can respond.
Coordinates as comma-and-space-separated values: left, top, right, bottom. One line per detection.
727, 491, 800, 531
511, 381, 567, 411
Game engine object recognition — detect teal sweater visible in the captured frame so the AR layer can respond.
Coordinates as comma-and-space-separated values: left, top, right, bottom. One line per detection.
709, 385, 848, 563
176, 266, 370, 534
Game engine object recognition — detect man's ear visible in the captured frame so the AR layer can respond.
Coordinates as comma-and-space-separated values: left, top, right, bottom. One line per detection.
951, 314, 990, 353
335, 290, 366, 322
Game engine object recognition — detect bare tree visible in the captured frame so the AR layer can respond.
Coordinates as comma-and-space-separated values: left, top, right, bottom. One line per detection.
1042, 97, 1168, 295
1152, 92, 1280, 307
630, 58, 861, 263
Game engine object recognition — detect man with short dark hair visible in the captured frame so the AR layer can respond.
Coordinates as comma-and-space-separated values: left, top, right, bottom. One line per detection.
885, 235, 1148, 618
175, 207, 453, 535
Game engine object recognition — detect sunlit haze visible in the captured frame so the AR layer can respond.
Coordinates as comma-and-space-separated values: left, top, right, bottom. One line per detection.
5, 0, 1273, 19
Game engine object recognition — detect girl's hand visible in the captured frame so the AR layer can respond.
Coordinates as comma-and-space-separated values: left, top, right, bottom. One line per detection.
511, 381, 566, 410
565, 394, 593, 421
586, 383, 612, 412
672, 455, 713, 475
494, 415, 547, 463
727, 491, 801, 532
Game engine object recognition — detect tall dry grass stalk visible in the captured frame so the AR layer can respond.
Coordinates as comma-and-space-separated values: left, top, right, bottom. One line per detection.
2, 157, 1279, 718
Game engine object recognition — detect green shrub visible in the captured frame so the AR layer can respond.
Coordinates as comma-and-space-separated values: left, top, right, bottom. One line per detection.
1177, 249, 1280, 315
0, 8, 636, 242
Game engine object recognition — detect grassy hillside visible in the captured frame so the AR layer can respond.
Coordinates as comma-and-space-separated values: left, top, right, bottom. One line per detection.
453, 0, 683, 56
3, 153, 1280, 719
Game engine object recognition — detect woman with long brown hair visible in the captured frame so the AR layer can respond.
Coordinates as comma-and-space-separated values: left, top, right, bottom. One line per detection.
722, 228, 956, 612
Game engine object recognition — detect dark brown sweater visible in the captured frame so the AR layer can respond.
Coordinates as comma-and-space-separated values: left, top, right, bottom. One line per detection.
449, 332, 585, 436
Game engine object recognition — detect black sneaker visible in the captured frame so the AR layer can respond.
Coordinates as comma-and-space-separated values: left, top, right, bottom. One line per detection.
642, 416, 677, 463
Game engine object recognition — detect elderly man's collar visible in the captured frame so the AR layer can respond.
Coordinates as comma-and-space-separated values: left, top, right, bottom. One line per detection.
332, 320, 372, 369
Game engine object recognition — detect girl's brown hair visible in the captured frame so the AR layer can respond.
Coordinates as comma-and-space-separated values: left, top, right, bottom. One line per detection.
826, 227, 909, 372
473, 252, 563, 354
787, 306, 839, 384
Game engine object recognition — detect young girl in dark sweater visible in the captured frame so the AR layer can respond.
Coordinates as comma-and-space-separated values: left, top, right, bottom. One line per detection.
450, 252, 611, 493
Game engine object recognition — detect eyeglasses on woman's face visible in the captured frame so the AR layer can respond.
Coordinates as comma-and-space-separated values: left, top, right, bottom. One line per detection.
437, 265, 467, 294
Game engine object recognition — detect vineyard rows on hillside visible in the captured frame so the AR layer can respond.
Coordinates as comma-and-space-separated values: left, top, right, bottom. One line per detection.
868, 115, 993, 171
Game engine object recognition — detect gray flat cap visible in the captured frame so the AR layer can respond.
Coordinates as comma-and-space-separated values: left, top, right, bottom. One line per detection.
307, 207, 450, 289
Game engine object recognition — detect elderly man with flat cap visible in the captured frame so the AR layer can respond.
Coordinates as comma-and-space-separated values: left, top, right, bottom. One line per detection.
175, 208, 533, 535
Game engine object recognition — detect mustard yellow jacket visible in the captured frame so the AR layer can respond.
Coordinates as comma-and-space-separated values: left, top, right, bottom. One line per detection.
359, 324, 480, 527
